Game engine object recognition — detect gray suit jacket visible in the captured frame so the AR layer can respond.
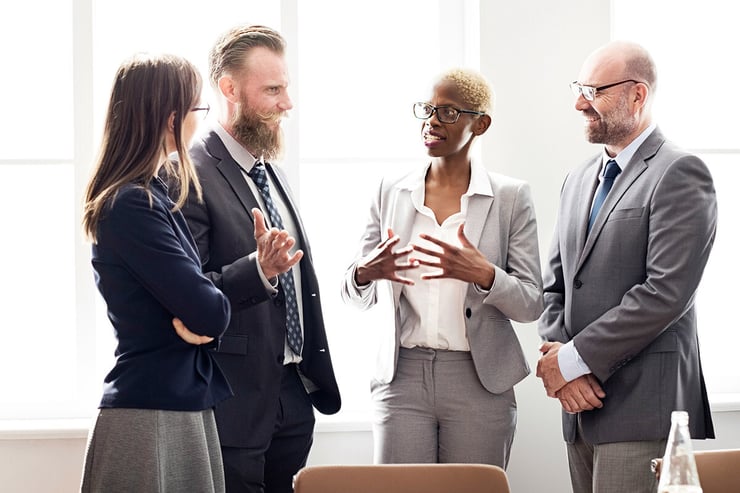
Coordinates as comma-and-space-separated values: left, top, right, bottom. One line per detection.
341, 163, 544, 394
539, 127, 716, 444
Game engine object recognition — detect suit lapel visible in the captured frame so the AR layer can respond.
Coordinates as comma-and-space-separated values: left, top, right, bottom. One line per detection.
465, 192, 494, 248
204, 132, 261, 221
390, 186, 417, 306
577, 129, 664, 268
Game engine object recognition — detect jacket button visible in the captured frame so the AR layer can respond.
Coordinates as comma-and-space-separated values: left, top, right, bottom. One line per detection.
574, 279, 583, 289
465, 308, 472, 318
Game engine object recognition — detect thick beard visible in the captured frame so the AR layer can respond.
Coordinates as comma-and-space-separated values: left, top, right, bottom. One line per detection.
231, 102, 285, 162
585, 92, 636, 146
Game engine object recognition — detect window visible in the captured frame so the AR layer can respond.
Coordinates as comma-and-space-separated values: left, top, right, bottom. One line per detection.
0, 0, 479, 421
613, 0, 740, 399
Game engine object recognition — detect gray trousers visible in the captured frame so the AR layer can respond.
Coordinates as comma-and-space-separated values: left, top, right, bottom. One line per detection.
371, 347, 516, 468
567, 417, 666, 493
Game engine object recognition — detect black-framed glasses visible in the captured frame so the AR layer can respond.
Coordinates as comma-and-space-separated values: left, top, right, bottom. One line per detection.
413, 102, 485, 124
569, 79, 644, 101
191, 103, 210, 120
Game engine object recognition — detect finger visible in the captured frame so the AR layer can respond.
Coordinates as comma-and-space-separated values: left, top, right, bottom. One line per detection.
392, 244, 413, 256
393, 259, 421, 271
390, 275, 415, 286
387, 228, 396, 239
411, 257, 442, 268
285, 249, 304, 267
539, 341, 557, 354
586, 374, 607, 398
252, 208, 268, 238
456, 223, 473, 247
410, 243, 443, 258
417, 233, 453, 250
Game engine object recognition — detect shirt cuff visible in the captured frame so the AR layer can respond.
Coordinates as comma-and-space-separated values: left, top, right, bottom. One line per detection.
557, 341, 592, 382
256, 259, 278, 295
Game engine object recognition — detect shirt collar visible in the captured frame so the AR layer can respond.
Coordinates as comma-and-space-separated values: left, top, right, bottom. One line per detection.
601, 122, 657, 171
213, 123, 259, 169
397, 160, 493, 198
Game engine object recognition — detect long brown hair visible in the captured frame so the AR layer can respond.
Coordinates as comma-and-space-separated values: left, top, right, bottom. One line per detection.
82, 53, 203, 242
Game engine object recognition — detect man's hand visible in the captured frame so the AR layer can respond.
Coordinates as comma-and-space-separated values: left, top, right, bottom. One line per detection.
409, 223, 495, 289
253, 208, 303, 279
556, 374, 606, 413
536, 341, 568, 397
355, 228, 419, 286
172, 317, 214, 345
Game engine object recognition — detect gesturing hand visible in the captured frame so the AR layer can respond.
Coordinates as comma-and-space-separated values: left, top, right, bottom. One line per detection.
172, 317, 214, 345
252, 208, 304, 280
355, 228, 419, 286
409, 223, 495, 289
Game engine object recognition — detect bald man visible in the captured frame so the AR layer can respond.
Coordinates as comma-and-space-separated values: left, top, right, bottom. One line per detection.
536, 41, 716, 493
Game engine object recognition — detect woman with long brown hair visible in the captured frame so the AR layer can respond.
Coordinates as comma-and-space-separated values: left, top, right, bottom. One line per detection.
80, 53, 231, 492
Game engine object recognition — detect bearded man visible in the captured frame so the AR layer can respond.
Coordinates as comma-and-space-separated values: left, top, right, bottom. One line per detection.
536, 40, 716, 493
180, 25, 341, 493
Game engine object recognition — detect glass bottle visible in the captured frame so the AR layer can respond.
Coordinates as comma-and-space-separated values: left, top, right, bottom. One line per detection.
657, 410, 703, 493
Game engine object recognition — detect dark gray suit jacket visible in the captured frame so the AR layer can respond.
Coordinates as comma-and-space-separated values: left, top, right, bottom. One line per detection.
539, 127, 716, 444
181, 129, 341, 449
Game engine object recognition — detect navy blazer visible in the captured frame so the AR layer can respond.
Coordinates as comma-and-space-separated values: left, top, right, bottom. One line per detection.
92, 177, 232, 411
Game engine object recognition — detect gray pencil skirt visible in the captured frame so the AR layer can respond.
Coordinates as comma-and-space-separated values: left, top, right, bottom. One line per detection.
80, 408, 225, 493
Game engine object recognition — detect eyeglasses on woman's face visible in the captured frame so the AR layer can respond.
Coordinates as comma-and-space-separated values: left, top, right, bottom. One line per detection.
190, 103, 210, 120
413, 102, 485, 124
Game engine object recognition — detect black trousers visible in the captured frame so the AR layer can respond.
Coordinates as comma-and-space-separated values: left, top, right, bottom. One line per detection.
221, 364, 315, 493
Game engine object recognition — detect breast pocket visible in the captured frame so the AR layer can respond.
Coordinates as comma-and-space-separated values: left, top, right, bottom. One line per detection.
607, 206, 645, 222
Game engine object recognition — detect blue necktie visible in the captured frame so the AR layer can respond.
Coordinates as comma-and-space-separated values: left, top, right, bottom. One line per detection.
248, 162, 303, 355
587, 160, 621, 233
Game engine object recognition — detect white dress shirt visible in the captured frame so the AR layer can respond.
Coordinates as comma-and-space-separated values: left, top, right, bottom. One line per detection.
399, 162, 494, 351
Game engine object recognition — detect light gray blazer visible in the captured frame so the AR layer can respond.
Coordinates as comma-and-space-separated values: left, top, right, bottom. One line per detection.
539, 127, 717, 444
341, 164, 544, 394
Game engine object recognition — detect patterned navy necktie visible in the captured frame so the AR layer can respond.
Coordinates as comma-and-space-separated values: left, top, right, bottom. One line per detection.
587, 159, 622, 233
248, 162, 303, 355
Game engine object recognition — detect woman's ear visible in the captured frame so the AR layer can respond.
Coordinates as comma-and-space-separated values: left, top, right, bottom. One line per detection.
167, 111, 176, 132
473, 114, 492, 136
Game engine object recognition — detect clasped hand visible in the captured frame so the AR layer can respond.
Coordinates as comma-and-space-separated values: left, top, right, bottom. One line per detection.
537, 341, 605, 413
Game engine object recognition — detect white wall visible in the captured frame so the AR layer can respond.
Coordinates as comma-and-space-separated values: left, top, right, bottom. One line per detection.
3, 3, 739, 492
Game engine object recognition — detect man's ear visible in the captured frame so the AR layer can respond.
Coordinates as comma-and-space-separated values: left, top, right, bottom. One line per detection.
218, 75, 240, 104
473, 114, 492, 136
633, 82, 649, 109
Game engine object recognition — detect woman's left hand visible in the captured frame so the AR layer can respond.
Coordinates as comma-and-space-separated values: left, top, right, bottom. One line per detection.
410, 223, 495, 289
172, 317, 215, 345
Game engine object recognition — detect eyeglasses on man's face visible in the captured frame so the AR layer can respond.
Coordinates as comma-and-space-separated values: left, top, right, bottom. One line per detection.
569, 79, 644, 101
413, 102, 485, 124
191, 103, 210, 120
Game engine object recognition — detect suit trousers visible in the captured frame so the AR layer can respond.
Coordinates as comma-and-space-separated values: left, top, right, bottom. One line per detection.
371, 346, 516, 467
567, 416, 666, 493
221, 363, 315, 493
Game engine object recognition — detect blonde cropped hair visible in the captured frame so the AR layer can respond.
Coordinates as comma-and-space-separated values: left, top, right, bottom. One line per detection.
438, 68, 493, 114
